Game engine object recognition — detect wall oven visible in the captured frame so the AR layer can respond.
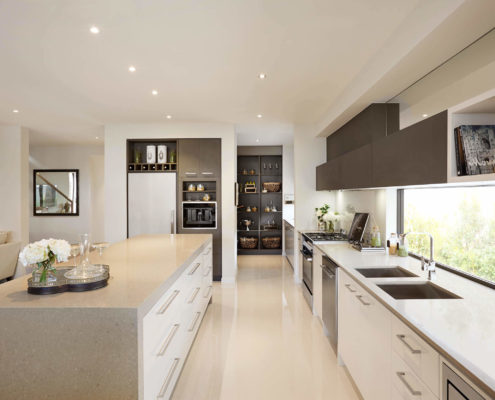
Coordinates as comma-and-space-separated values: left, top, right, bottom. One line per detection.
300, 238, 313, 309
182, 202, 217, 229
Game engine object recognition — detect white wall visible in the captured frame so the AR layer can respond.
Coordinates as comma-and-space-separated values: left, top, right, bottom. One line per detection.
0, 126, 29, 245
294, 125, 336, 231
104, 123, 237, 283
29, 145, 104, 243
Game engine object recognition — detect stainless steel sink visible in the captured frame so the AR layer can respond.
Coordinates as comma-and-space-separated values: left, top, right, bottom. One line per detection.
377, 282, 461, 300
356, 266, 418, 278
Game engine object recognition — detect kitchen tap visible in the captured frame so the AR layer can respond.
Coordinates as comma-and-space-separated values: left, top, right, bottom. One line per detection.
403, 232, 436, 281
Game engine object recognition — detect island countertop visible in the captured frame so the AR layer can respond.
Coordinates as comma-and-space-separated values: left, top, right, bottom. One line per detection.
316, 243, 495, 398
0, 234, 212, 314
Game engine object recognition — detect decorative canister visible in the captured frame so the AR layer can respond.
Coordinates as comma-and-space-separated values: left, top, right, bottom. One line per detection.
157, 145, 167, 163
146, 145, 156, 163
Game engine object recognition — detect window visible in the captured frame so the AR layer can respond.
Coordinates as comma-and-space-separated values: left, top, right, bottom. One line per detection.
400, 186, 495, 286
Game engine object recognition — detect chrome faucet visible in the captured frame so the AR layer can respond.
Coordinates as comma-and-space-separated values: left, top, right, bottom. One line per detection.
403, 232, 436, 281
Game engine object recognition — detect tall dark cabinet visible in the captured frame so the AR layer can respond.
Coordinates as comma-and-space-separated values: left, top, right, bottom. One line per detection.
237, 146, 283, 255
178, 139, 222, 281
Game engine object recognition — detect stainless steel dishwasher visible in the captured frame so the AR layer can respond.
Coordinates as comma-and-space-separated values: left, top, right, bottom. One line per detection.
322, 255, 338, 353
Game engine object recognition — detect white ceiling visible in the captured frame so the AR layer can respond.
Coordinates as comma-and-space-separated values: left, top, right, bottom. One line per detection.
0, 0, 481, 145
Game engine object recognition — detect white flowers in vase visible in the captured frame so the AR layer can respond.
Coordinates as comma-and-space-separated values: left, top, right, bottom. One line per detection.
19, 239, 70, 283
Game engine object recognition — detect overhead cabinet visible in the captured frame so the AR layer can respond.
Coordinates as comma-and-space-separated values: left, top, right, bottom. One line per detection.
178, 139, 221, 179
316, 108, 448, 190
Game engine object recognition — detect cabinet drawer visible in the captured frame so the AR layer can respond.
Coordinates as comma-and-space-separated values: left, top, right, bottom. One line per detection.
392, 351, 438, 400
392, 317, 439, 397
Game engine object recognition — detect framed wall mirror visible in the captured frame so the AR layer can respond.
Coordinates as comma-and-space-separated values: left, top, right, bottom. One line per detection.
33, 169, 79, 216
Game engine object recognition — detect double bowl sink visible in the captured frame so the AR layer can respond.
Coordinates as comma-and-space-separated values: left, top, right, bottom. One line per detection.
355, 266, 461, 300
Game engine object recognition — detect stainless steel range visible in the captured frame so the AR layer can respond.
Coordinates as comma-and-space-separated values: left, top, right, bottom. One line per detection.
300, 231, 348, 310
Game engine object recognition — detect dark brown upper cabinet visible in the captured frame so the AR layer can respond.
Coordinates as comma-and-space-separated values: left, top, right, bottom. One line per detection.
178, 139, 221, 179
316, 106, 448, 190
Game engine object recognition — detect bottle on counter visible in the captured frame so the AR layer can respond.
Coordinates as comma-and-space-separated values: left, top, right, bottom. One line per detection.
398, 234, 409, 257
370, 226, 381, 247
388, 233, 398, 255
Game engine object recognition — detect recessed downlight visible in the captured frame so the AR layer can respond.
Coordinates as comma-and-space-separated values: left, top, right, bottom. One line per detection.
258, 73, 266, 79
128, 65, 136, 73
89, 26, 100, 34
256, 138, 260, 143
257, 114, 263, 119
151, 90, 158, 96
95, 136, 99, 139
166, 115, 172, 119
12, 109, 19, 113
422, 113, 428, 118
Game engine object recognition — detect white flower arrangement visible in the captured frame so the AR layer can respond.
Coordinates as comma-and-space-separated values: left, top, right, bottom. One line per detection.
19, 239, 70, 283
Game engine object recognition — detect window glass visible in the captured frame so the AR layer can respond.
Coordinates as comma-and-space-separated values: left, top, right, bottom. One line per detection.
403, 186, 495, 283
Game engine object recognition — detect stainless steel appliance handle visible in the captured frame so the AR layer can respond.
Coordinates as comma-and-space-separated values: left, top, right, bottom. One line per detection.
157, 358, 180, 398
344, 284, 356, 293
299, 250, 313, 261
171, 209, 176, 234
396, 372, 422, 396
322, 267, 335, 279
396, 334, 421, 354
355, 295, 371, 306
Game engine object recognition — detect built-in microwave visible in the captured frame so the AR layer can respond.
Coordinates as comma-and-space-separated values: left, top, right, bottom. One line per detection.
182, 201, 217, 229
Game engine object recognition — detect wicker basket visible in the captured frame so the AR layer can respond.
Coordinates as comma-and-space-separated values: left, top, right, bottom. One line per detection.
239, 236, 258, 249
261, 236, 281, 249
263, 182, 281, 192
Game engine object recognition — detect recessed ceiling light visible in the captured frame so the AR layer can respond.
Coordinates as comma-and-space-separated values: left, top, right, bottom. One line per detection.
95, 136, 99, 139
422, 113, 428, 118
89, 26, 100, 34
256, 138, 260, 143
257, 114, 263, 118
166, 115, 172, 119
258, 73, 266, 79
12, 109, 19, 113
128, 65, 136, 73
151, 90, 158, 96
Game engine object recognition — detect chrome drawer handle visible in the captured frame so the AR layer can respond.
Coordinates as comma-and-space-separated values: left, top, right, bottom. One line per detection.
188, 262, 201, 275
157, 324, 180, 356
345, 284, 356, 293
203, 266, 211, 277
185, 172, 197, 175
203, 285, 212, 298
356, 295, 370, 306
396, 372, 422, 396
188, 312, 201, 332
397, 334, 421, 354
201, 172, 213, 175
188, 287, 201, 304
157, 290, 180, 315
157, 358, 180, 398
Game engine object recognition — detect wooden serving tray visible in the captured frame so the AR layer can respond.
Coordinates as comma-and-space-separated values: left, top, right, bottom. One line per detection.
27, 265, 110, 295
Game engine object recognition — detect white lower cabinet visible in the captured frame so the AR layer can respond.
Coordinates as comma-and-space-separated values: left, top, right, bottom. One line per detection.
142, 243, 213, 400
338, 270, 391, 400
338, 268, 441, 400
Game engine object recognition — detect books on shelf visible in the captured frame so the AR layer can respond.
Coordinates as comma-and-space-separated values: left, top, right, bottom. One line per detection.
454, 125, 495, 176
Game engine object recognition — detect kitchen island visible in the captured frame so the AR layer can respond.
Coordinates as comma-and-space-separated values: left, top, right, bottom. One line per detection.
0, 234, 213, 400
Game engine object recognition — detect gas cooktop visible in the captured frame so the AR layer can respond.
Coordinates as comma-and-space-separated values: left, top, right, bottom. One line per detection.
303, 232, 348, 242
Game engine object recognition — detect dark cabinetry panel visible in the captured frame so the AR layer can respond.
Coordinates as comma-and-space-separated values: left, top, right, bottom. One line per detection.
373, 110, 447, 187
317, 110, 448, 190
178, 139, 221, 178
326, 103, 399, 160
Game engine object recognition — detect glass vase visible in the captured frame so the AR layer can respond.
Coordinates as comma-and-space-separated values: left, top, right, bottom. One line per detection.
64, 234, 104, 279
325, 221, 334, 233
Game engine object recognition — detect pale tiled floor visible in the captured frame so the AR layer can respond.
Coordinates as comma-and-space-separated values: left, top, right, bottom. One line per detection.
173, 255, 360, 400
